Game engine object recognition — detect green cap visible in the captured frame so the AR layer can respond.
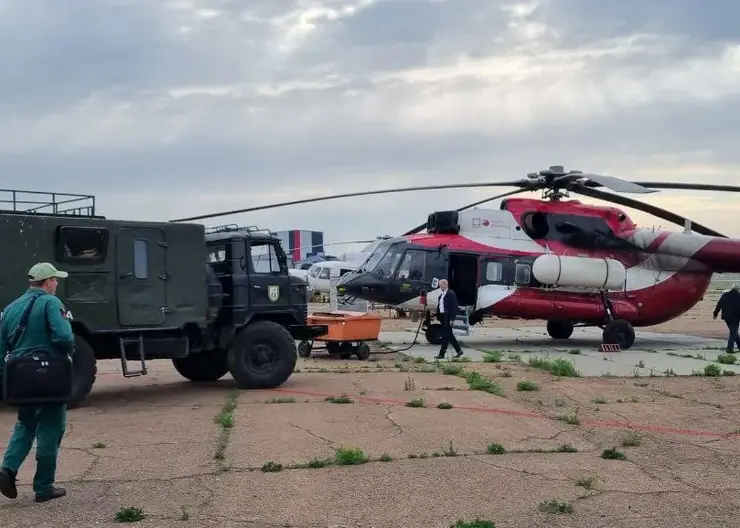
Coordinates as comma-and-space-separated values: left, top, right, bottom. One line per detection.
28, 262, 69, 281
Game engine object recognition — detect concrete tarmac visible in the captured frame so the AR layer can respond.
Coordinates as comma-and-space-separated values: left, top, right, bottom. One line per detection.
381, 326, 735, 377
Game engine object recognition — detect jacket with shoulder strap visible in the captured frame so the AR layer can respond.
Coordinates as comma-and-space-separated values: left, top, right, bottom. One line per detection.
0, 288, 75, 371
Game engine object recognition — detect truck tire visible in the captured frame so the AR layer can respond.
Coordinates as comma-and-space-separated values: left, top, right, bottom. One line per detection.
227, 320, 297, 389
68, 334, 98, 410
172, 349, 229, 382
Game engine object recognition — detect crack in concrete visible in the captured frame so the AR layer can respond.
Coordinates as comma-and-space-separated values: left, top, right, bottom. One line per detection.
288, 422, 335, 446
384, 405, 404, 438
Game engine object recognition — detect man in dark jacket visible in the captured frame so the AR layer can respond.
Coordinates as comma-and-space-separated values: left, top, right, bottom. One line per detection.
434, 279, 463, 359
713, 284, 740, 353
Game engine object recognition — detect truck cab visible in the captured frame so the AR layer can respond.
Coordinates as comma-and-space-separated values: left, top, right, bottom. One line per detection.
204, 225, 309, 330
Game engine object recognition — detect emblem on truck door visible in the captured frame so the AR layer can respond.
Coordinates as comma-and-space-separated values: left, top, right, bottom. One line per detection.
268, 285, 280, 302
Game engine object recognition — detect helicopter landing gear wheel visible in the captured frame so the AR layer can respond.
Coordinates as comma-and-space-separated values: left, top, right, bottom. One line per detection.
602, 319, 635, 350
547, 320, 574, 340
424, 324, 443, 345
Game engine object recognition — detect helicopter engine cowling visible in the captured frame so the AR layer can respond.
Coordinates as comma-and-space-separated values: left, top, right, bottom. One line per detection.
532, 254, 626, 290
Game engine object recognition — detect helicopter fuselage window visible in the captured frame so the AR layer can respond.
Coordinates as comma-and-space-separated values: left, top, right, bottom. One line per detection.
514, 263, 532, 285
485, 261, 503, 282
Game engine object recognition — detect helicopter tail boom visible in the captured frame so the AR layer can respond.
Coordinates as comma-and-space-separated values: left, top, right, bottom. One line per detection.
629, 229, 740, 274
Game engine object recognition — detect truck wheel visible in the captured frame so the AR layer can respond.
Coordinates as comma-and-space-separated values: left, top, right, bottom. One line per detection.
228, 320, 297, 389
172, 349, 229, 382
298, 341, 312, 358
68, 334, 98, 410
356, 342, 371, 361
547, 320, 574, 340
602, 319, 635, 350
424, 324, 443, 345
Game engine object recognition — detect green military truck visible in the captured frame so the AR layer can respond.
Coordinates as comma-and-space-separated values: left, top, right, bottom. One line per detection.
0, 189, 325, 408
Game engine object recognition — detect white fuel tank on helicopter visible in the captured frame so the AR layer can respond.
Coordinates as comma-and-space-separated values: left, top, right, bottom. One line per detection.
532, 254, 626, 290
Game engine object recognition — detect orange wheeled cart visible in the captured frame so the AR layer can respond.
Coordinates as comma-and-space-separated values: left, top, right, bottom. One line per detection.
297, 310, 382, 361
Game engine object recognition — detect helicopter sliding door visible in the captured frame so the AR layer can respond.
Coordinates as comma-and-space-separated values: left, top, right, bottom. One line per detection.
447, 252, 479, 307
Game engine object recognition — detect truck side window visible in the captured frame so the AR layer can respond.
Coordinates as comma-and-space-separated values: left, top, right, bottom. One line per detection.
250, 241, 281, 274
133, 239, 148, 279
57, 226, 109, 264
486, 261, 503, 282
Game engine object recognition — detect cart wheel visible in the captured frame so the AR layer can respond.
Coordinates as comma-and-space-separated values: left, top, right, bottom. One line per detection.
298, 341, 312, 358
356, 342, 371, 361
339, 342, 353, 359
326, 342, 341, 355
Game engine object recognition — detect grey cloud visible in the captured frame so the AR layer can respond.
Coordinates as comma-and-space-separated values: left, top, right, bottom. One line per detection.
1, 0, 740, 239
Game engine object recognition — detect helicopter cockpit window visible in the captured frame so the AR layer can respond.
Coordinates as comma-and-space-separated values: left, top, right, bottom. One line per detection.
396, 250, 427, 280
361, 241, 391, 272
514, 263, 532, 285
309, 265, 321, 278
319, 267, 331, 279
374, 244, 405, 278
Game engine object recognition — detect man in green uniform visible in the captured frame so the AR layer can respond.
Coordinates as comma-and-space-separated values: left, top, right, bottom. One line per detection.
0, 262, 75, 502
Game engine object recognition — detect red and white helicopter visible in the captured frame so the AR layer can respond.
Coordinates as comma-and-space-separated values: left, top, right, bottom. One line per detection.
173, 166, 740, 349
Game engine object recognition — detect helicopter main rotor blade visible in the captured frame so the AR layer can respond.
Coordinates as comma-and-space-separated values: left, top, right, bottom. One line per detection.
630, 182, 740, 193
403, 188, 529, 236
570, 186, 727, 238
569, 173, 658, 194
169, 181, 528, 222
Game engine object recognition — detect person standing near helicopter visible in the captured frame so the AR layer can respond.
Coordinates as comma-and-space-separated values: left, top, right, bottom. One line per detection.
713, 283, 740, 353
434, 279, 464, 359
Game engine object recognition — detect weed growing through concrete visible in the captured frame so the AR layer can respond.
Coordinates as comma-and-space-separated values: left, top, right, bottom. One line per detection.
443, 441, 458, 456
404, 377, 416, 391
601, 447, 626, 460
451, 519, 496, 527
575, 476, 597, 490
406, 396, 426, 408
516, 380, 539, 392
482, 350, 504, 362
325, 394, 353, 404
591, 397, 607, 404
179, 506, 190, 521
437, 402, 453, 409
261, 461, 283, 473
441, 364, 464, 376
538, 499, 573, 514
115, 506, 144, 523
379, 453, 393, 462
557, 410, 580, 425
705, 364, 722, 377
92, 441, 107, 449
568, 349, 581, 355
464, 371, 504, 396
528, 357, 580, 377
620, 430, 644, 447
487, 443, 506, 455
213, 389, 238, 470
335, 447, 369, 465
413, 356, 427, 363
717, 354, 737, 365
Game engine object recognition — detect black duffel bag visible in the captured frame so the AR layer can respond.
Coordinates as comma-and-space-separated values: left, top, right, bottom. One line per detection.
2, 294, 73, 405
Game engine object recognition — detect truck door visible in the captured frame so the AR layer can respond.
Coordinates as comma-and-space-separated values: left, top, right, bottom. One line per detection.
116, 227, 168, 326
246, 239, 291, 313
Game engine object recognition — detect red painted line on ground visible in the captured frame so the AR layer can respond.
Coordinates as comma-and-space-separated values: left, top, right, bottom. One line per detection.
271, 388, 740, 440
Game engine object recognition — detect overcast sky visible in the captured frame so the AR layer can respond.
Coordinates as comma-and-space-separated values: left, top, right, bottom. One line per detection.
2, 0, 739, 255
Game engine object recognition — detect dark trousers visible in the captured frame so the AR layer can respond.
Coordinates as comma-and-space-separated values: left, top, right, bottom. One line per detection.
2, 404, 66, 496
724, 319, 740, 353
439, 315, 462, 355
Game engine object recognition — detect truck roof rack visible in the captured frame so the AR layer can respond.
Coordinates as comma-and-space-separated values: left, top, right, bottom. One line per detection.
0, 188, 98, 217
204, 224, 277, 237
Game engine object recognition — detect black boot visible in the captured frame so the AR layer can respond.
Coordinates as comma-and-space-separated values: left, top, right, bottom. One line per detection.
0, 467, 18, 499
35, 487, 66, 503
